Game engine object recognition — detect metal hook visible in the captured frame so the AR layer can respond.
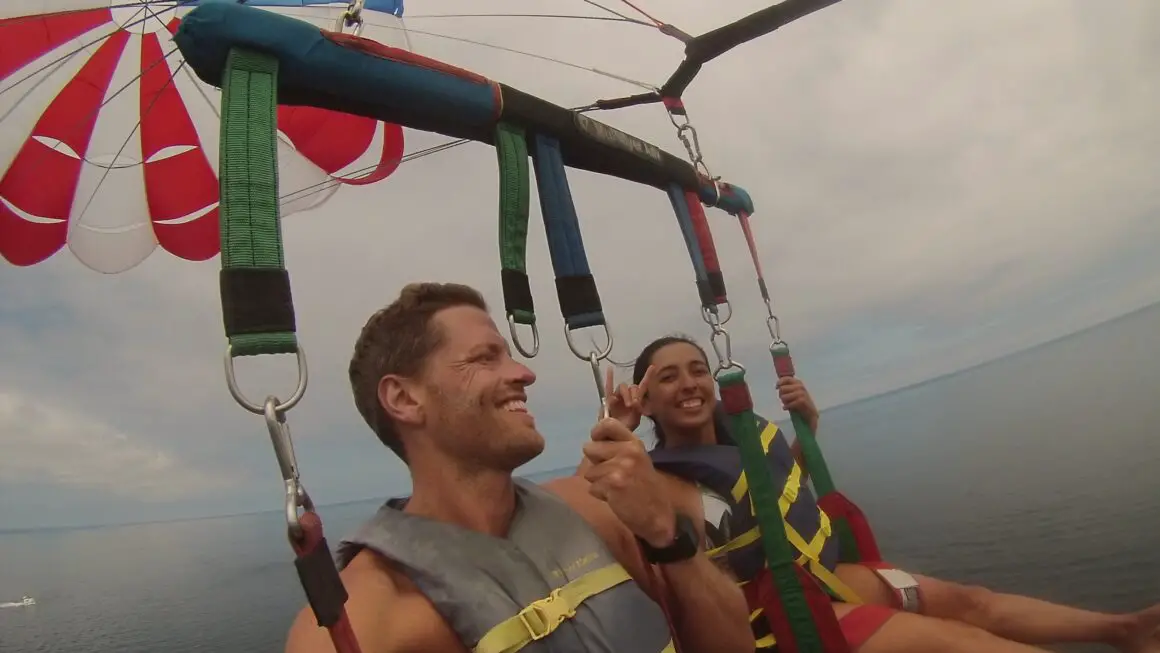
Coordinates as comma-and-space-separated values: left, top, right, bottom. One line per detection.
334, 0, 366, 36
263, 397, 313, 538
589, 352, 610, 420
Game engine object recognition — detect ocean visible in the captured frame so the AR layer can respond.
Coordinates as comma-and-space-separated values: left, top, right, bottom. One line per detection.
2, 302, 1159, 653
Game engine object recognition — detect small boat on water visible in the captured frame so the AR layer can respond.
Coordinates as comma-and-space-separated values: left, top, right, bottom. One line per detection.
0, 596, 35, 608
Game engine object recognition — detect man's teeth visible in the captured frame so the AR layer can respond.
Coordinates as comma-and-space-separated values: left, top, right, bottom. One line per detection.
679, 398, 703, 409
503, 400, 528, 412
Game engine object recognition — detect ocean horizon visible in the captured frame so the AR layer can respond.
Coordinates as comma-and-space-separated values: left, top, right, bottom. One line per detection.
7, 299, 1153, 537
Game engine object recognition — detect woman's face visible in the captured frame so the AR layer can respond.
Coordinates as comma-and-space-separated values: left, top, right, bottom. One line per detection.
641, 341, 717, 434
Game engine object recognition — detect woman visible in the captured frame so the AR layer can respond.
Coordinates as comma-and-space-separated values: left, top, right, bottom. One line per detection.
603, 333, 1160, 653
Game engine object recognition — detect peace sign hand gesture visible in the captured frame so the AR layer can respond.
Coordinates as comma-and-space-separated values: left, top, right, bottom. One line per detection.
600, 364, 655, 431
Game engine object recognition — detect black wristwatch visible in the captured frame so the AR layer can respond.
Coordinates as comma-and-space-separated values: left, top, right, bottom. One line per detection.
638, 512, 699, 564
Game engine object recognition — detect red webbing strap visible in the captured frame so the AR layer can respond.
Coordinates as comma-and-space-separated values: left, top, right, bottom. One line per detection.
290, 511, 363, 653
641, 546, 685, 653
662, 96, 686, 114
744, 568, 852, 653
815, 493, 883, 565
738, 212, 766, 280
683, 190, 727, 306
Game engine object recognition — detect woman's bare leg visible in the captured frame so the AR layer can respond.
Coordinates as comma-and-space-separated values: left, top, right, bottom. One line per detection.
833, 601, 1051, 653
835, 563, 1160, 650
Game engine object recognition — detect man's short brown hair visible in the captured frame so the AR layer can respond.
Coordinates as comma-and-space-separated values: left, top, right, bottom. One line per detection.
349, 282, 489, 460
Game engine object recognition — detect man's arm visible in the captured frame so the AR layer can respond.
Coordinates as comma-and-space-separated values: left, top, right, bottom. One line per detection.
648, 479, 754, 653
649, 552, 754, 653
284, 550, 463, 653
544, 476, 754, 653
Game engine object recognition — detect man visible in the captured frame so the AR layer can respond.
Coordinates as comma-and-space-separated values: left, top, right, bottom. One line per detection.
283, 282, 754, 653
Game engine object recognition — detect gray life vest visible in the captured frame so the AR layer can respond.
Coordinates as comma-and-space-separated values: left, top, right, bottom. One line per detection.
335, 477, 676, 653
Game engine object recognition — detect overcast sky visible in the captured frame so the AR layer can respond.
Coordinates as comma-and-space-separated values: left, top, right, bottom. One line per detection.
1, 0, 1158, 530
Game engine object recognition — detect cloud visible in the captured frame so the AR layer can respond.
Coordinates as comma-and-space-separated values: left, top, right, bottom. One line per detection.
1, 0, 1159, 527
0, 389, 237, 500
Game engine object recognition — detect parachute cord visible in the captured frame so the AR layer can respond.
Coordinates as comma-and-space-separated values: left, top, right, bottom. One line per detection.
406, 13, 654, 28
274, 11, 658, 92
577, 1, 636, 23
0, 4, 180, 101
277, 103, 595, 207
279, 138, 470, 205
617, 0, 663, 26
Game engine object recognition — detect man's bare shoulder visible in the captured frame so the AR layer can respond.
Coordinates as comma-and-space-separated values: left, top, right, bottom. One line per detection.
540, 476, 621, 536
540, 473, 589, 501
284, 548, 466, 653
539, 475, 662, 599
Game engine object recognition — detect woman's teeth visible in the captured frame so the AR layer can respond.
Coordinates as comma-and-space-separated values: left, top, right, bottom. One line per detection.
679, 398, 703, 409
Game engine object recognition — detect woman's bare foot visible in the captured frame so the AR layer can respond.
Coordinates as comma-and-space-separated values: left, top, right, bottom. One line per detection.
1117, 604, 1160, 653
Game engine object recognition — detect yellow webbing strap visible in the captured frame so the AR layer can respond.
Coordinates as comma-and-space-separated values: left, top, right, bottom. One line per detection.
474, 563, 673, 653
715, 421, 833, 563
756, 630, 777, 648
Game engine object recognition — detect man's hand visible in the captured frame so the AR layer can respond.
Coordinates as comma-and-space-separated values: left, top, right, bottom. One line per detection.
582, 417, 675, 548
777, 376, 819, 433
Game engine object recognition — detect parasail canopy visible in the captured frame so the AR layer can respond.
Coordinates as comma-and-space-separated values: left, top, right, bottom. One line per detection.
0, 0, 410, 273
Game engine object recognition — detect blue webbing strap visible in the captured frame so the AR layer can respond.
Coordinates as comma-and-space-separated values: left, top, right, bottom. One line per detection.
531, 134, 605, 330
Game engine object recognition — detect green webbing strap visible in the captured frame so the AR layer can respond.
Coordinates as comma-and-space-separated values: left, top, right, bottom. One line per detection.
790, 412, 858, 563
718, 369, 824, 652
772, 344, 859, 563
496, 123, 535, 325
218, 48, 298, 358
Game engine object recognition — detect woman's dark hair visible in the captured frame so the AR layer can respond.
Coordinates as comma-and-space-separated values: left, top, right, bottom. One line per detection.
632, 334, 733, 449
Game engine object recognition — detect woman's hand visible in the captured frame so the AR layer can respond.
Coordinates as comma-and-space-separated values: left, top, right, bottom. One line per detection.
601, 364, 655, 431
777, 376, 819, 433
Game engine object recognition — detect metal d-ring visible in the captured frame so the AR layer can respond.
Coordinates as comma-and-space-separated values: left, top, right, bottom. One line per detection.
224, 345, 309, 416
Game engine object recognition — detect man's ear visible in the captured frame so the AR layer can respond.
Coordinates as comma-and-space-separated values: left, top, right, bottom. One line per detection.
378, 375, 423, 427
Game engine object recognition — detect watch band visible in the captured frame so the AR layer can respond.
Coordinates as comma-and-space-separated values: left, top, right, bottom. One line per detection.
638, 512, 698, 564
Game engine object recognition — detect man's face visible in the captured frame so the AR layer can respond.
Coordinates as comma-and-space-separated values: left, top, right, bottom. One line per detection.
418, 305, 543, 471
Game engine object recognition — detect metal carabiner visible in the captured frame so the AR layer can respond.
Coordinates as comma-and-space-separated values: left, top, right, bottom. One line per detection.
707, 320, 746, 378
766, 315, 783, 346
701, 302, 733, 328
669, 110, 715, 184
224, 345, 309, 415
334, 0, 366, 36
507, 313, 540, 358
263, 397, 314, 539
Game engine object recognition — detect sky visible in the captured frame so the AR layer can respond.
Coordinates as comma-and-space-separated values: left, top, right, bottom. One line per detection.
1, 0, 1159, 530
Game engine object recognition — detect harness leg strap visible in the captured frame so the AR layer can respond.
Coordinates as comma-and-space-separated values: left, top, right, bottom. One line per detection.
863, 564, 923, 614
